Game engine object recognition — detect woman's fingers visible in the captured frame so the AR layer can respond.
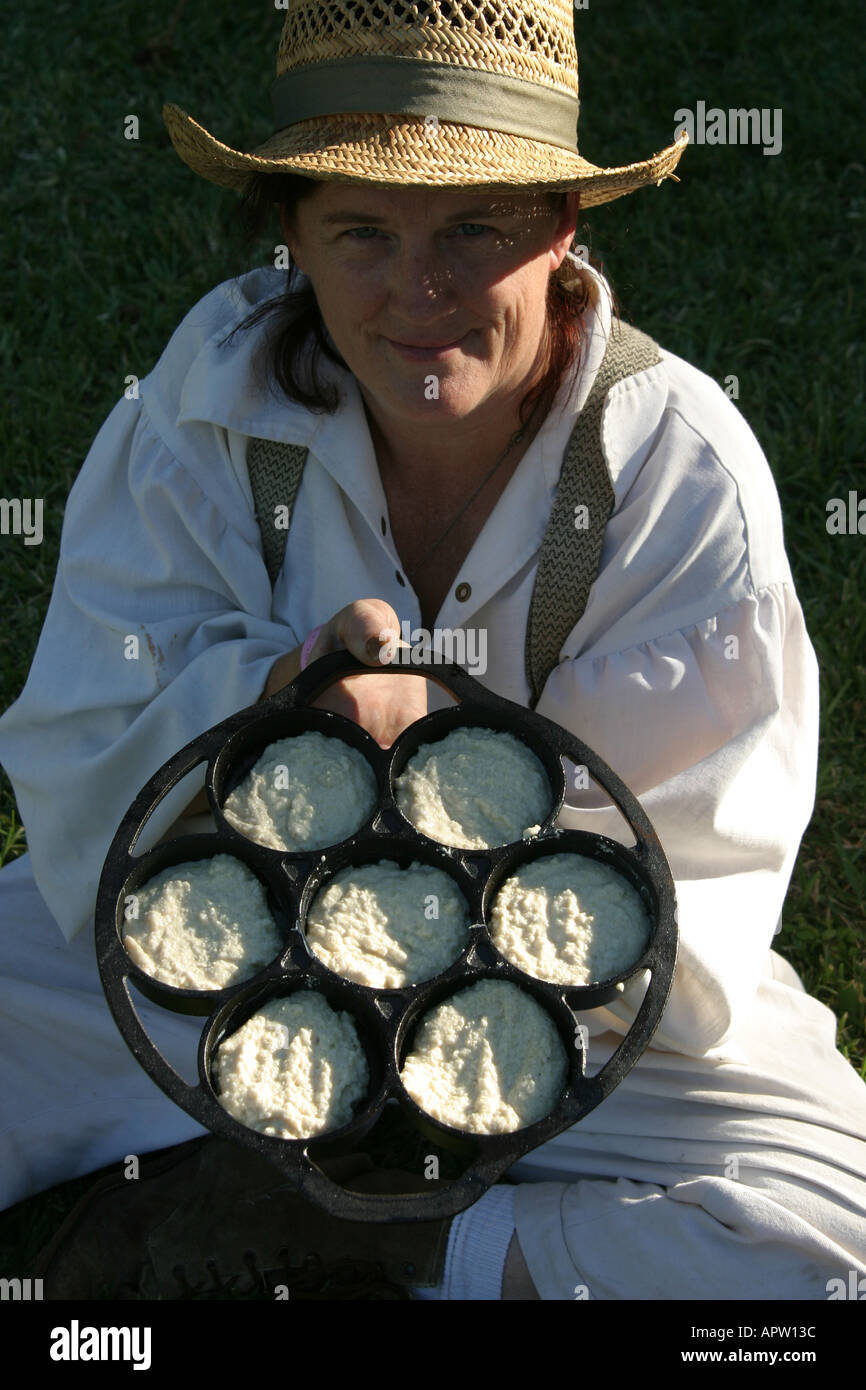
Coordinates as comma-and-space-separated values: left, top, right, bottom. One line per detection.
310, 599, 406, 667
302, 599, 427, 746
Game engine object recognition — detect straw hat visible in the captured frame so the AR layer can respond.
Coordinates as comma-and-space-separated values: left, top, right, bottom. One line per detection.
162, 0, 687, 207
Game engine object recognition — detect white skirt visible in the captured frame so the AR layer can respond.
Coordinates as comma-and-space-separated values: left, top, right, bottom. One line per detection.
1, 849, 865, 1299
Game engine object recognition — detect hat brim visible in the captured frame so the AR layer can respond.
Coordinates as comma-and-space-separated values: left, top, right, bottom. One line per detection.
162, 105, 687, 207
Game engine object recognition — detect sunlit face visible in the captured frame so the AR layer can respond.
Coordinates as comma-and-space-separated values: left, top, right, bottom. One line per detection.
279, 184, 580, 439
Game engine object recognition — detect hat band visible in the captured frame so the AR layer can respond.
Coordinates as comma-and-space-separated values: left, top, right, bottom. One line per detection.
271, 56, 580, 151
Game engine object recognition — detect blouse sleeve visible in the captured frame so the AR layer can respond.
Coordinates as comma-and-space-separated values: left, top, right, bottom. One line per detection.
0, 393, 298, 943
540, 580, 820, 1056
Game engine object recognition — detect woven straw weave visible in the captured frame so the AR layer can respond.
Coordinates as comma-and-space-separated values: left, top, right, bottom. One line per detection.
275, 0, 578, 97
162, 0, 688, 200
166, 111, 686, 201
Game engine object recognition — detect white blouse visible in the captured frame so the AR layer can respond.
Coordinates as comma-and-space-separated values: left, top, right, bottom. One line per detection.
0, 257, 819, 1060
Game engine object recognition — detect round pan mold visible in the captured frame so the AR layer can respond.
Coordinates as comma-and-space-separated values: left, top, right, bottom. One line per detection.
482, 834, 657, 993
115, 835, 294, 1015
301, 842, 475, 989
97, 650, 678, 1225
213, 708, 383, 853
389, 710, 562, 848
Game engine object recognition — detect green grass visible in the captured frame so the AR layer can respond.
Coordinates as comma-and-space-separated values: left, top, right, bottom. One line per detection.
0, 0, 864, 1292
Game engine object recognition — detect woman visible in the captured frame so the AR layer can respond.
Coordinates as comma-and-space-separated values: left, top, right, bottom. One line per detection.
1, 0, 864, 1300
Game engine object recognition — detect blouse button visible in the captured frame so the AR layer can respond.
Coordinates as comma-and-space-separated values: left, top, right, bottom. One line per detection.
455, 582, 471, 602
395, 570, 406, 586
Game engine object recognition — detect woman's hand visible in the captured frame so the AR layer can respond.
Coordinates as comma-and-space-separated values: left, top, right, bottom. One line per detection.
274, 599, 429, 749
181, 602, 425, 820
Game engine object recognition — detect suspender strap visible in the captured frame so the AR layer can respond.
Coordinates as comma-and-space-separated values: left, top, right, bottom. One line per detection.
524, 317, 661, 708
247, 435, 308, 588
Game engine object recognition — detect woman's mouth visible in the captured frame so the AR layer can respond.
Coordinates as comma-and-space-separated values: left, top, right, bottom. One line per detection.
385, 333, 468, 360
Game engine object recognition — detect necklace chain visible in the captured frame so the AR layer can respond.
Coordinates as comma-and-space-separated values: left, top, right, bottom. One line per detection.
392, 394, 549, 581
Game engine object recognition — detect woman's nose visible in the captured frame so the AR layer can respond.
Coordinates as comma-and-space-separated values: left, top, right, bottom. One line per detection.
383, 244, 458, 312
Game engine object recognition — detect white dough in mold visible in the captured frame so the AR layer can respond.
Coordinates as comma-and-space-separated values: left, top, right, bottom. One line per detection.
400, 979, 568, 1134
222, 730, 377, 851
122, 853, 282, 990
490, 853, 651, 985
213, 992, 369, 1139
306, 859, 471, 988
395, 726, 551, 849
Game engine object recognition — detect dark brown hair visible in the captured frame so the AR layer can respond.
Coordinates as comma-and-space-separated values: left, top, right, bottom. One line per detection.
220, 171, 614, 429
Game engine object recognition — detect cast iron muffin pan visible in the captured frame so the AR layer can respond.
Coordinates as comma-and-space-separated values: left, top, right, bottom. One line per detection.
96, 650, 678, 1224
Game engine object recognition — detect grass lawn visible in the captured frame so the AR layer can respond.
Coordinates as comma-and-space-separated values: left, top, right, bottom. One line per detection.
0, 0, 863, 1296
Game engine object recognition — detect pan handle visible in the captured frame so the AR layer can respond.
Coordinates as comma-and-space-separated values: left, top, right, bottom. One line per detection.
296, 1146, 517, 1225
267, 648, 493, 712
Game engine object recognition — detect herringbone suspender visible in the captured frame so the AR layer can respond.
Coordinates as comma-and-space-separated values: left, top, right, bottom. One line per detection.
247, 318, 661, 707
247, 435, 309, 590
524, 318, 661, 707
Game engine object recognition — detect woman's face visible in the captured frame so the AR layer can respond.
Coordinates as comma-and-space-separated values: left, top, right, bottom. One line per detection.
280, 184, 580, 436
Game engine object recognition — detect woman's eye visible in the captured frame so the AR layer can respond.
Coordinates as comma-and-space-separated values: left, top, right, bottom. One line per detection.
345, 223, 491, 241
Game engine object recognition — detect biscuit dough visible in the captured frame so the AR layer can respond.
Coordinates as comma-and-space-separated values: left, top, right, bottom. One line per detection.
490, 853, 651, 985
400, 979, 568, 1133
306, 859, 471, 988
122, 853, 282, 990
222, 730, 378, 851
395, 727, 551, 849
213, 992, 369, 1139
